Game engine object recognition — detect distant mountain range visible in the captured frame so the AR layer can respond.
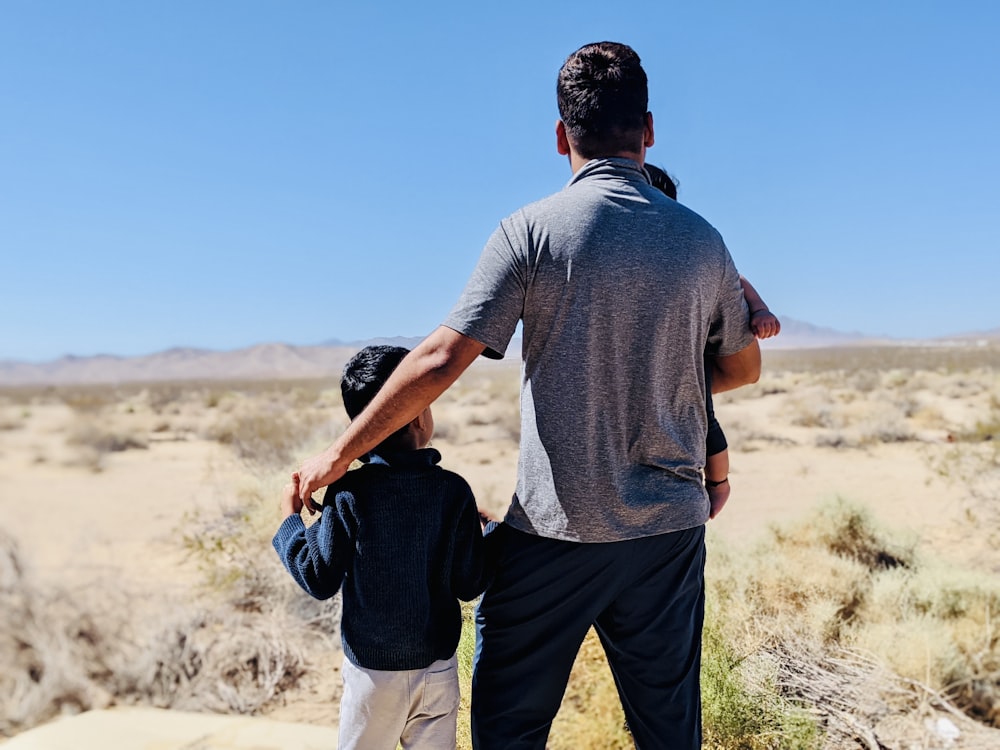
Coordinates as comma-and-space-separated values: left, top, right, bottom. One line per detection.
1, 320, 997, 386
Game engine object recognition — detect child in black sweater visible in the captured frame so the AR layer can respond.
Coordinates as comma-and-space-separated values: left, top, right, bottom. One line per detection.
273, 345, 491, 750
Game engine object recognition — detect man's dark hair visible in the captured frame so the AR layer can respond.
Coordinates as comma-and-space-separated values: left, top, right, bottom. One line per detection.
341, 345, 410, 421
645, 164, 679, 200
557, 41, 649, 159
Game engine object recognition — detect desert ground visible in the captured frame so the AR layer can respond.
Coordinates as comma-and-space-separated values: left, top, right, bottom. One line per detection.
1, 344, 999, 748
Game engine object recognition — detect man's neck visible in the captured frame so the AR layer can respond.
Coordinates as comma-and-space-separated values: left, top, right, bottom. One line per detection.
569, 149, 644, 174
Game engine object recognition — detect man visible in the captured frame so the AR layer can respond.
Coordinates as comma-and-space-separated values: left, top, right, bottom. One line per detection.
298, 41, 760, 749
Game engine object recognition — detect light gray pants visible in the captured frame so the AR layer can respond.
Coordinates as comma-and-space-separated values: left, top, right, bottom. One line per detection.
338, 652, 460, 750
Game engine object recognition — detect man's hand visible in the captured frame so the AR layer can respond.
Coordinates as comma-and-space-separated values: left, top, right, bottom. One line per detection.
281, 474, 305, 519
297, 449, 347, 513
750, 309, 781, 339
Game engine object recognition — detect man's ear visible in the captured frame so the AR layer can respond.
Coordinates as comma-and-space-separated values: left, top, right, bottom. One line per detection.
556, 120, 571, 155
643, 111, 655, 148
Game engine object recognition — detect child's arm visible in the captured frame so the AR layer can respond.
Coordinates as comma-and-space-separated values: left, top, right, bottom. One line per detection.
272, 477, 349, 600
450, 482, 494, 601
739, 276, 781, 339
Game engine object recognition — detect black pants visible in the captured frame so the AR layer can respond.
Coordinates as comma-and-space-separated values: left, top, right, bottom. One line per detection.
471, 524, 706, 750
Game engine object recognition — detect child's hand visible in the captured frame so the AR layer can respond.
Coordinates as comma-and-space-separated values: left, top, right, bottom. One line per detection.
750, 309, 781, 339
707, 478, 731, 520
281, 473, 305, 519
478, 508, 501, 529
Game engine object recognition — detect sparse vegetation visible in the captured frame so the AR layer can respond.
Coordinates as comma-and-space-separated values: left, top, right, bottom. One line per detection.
705, 498, 1000, 745
2, 347, 1000, 745
63, 420, 148, 472
0, 528, 321, 738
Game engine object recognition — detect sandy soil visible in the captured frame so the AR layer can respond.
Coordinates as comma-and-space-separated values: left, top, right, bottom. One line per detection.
1, 356, 997, 746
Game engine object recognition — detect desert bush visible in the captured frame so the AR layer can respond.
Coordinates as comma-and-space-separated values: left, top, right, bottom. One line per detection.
0, 512, 329, 739
203, 406, 332, 472
0, 417, 23, 431
145, 384, 186, 414
1, 530, 104, 736
118, 607, 313, 714
64, 420, 149, 472
181, 480, 341, 629
701, 613, 819, 749
58, 387, 119, 414
706, 498, 1000, 740
786, 390, 840, 430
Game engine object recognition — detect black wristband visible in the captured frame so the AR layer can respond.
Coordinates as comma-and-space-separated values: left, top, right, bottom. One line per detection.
705, 477, 729, 488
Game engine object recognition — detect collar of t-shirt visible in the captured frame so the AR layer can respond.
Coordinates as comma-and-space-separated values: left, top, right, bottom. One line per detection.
568, 157, 648, 188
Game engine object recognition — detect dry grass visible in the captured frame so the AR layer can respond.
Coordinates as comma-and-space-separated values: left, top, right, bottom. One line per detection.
4, 345, 1000, 745
64, 420, 149, 472
0, 519, 330, 739
706, 498, 1000, 746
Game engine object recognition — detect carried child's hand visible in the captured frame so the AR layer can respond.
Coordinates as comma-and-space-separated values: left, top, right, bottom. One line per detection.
281, 473, 305, 519
750, 309, 781, 339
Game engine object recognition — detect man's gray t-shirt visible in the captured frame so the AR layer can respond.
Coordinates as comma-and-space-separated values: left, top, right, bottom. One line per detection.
444, 158, 754, 543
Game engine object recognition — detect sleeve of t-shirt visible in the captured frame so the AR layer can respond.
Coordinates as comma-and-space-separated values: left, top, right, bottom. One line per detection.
443, 219, 526, 360
706, 241, 755, 358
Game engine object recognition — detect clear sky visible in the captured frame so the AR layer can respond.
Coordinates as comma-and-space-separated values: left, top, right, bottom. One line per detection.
3, 1, 998, 362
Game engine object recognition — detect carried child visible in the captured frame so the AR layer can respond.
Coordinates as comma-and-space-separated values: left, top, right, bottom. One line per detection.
273, 345, 492, 750
646, 164, 781, 518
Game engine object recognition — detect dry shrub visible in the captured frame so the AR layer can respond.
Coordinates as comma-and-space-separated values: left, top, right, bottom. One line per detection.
203, 406, 333, 472
0, 525, 326, 739
0, 531, 110, 736
64, 420, 148, 472
785, 388, 840, 429
58, 387, 118, 414
120, 608, 312, 714
181, 479, 342, 629
707, 498, 1000, 744
0, 409, 25, 431
144, 384, 186, 414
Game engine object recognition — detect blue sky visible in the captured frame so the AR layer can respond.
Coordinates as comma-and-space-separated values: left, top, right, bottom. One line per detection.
2, 1, 998, 362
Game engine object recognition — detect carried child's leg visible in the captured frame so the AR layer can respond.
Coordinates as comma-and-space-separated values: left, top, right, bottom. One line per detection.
705, 448, 731, 519
338, 656, 410, 750
400, 654, 461, 749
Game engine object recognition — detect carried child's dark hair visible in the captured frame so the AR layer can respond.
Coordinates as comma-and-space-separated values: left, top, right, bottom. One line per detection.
645, 164, 679, 200
341, 345, 411, 450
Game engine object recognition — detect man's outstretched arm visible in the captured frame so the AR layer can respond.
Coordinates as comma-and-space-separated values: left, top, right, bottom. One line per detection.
710, 339, 761, 394
297, 326, 486, 505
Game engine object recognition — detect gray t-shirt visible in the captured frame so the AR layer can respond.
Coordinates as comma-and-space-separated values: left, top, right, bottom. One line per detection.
444, 158, 754, 542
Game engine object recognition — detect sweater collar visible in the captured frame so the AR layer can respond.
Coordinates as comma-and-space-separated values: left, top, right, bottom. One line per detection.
362, 447, 442, 469
567, 157, 649, 188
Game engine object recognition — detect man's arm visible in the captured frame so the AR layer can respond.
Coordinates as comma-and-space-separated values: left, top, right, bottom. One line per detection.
297, 326, 486, 504
710, 339, 761, 393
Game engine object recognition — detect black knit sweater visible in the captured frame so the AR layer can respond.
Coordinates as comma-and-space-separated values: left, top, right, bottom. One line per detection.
272, 448, 491, 670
